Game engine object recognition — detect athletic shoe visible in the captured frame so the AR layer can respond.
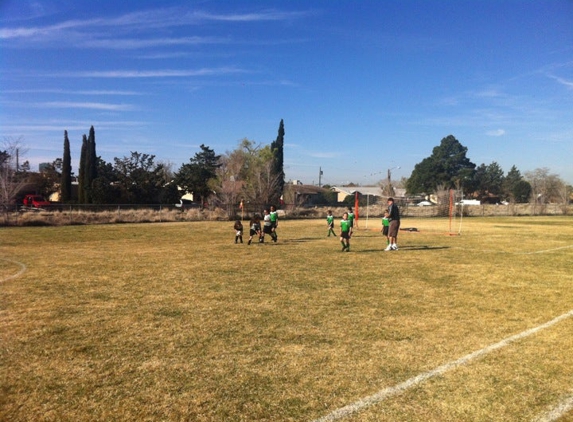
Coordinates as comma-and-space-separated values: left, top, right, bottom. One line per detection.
384, 245, 392, 251
392, 245, 398, 250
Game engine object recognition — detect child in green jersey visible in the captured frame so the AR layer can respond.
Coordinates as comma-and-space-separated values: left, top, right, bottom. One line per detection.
269, 205, 278, 242
326, 210, 336, 237
381, 210, 390, 245
340, 212, 351, 252
347, 207, 355, 237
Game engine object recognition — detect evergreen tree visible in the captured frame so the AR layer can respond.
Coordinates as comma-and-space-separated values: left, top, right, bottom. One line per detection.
175, 144, 221, 207
406, 135, 476, 195
91, 158, 121, 204
85, 126, 98, 203
474, 162, 504, 197
60, 130, 72, 202
512, 179, 532, 203
503, 165, 522, 201
112, 152, 167, 204
270, 119, 285, 205
78, 134, 88, 203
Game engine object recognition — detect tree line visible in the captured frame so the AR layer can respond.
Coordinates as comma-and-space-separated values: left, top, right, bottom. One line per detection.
2, 129, 571, 210
405, 135, 570, 204
1, 120, 286, 209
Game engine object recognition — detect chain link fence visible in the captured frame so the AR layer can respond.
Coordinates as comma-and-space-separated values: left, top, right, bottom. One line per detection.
1, 201, 571, 227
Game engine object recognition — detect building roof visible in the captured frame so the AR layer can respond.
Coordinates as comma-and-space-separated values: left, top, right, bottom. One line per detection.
331, 186, 407, 198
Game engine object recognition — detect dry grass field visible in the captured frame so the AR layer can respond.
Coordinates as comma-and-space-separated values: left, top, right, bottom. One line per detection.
1, 216, 572, 422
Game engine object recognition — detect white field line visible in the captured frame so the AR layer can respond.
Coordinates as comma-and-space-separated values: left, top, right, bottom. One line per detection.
451, 244, 573, 255
516, 245, 573, 255
313, 310, 573, 422
0, 258, 27, 283
532, 393, 573, 422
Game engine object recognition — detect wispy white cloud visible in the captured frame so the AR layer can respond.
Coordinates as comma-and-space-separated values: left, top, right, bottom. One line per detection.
192, 10, 314, 22
83, 36, 228, 50
308, 151, 340, 159
49, 67, 248, 78
0, 7, 311, 41
486, 129, 506, 137
2, 120, 146, 132
28, 102, 135, 111
4, 89, 142, 96
547, 74, 573, 90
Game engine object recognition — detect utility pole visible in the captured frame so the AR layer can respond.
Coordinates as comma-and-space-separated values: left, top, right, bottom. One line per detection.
318, 167, 323, 187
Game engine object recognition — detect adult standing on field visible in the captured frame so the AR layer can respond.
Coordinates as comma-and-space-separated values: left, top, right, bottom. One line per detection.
385, 197, 400, 251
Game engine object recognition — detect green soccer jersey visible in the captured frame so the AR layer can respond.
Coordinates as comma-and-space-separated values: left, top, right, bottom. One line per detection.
270, 211, 278, 223
340, 219, 350, 233
382, 217, 389, 227
327, 215, 334, 225
347, 211, 354, 226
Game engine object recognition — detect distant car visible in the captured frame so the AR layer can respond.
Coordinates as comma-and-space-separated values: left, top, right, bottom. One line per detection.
22, 194, 51, 209
175, 199, 200, 210
417, 201, 433, 206
455, 199, 481, 206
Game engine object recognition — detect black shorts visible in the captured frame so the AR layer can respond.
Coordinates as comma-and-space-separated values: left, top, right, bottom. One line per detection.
341, 231, 350, 240
263, 225, 273, 234
250, 229, 258, 236
382, 226, 389, 236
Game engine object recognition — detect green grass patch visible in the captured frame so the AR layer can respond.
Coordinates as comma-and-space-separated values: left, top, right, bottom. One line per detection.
1, 216, 572, 421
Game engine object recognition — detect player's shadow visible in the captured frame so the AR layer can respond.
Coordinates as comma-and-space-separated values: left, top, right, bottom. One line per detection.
282, 237, 316, 243
360, 245, 451, 253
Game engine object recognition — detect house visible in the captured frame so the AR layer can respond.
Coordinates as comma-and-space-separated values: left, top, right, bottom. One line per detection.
330, 186, 406, 203
284, 184, 332, 207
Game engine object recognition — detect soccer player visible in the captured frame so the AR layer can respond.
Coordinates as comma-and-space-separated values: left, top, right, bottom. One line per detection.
381, 210, 390, 246
340, 212, 351, 252
234, 219, 243, 244
269, 205, 279, 242
326, 210, 336, 237
248, 214, 262, 245
347, 207, 355, 237
261, 209, 273, 243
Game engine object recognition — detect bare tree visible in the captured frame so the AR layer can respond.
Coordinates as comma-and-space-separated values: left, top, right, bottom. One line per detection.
217, 139, 281, 213
525, 168, 564, 203
556, 181, 571, 215
434, 183, 451, 217
0, 137, 29, 214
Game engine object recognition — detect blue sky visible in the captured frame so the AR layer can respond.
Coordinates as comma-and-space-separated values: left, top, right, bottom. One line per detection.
1, 0, 572, 186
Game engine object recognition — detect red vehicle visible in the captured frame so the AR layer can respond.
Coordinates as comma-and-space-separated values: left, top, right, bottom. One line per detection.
22, 194, 51, 209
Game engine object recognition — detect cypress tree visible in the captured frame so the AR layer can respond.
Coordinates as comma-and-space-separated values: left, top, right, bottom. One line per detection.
61, 130, 72, 202
86, 126, 98, 203
78, 134, 88, 204
270, 119, 285, 204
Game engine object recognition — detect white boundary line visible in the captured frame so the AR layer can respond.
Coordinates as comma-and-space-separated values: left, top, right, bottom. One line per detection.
532, 393, 573, 422
313, 310, 573, 422
517, 245, 573, 255
450, 244, 573, 255
0, 258, 27, 283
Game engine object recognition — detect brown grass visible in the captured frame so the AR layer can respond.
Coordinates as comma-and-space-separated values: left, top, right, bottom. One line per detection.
1, 216, 572, 421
